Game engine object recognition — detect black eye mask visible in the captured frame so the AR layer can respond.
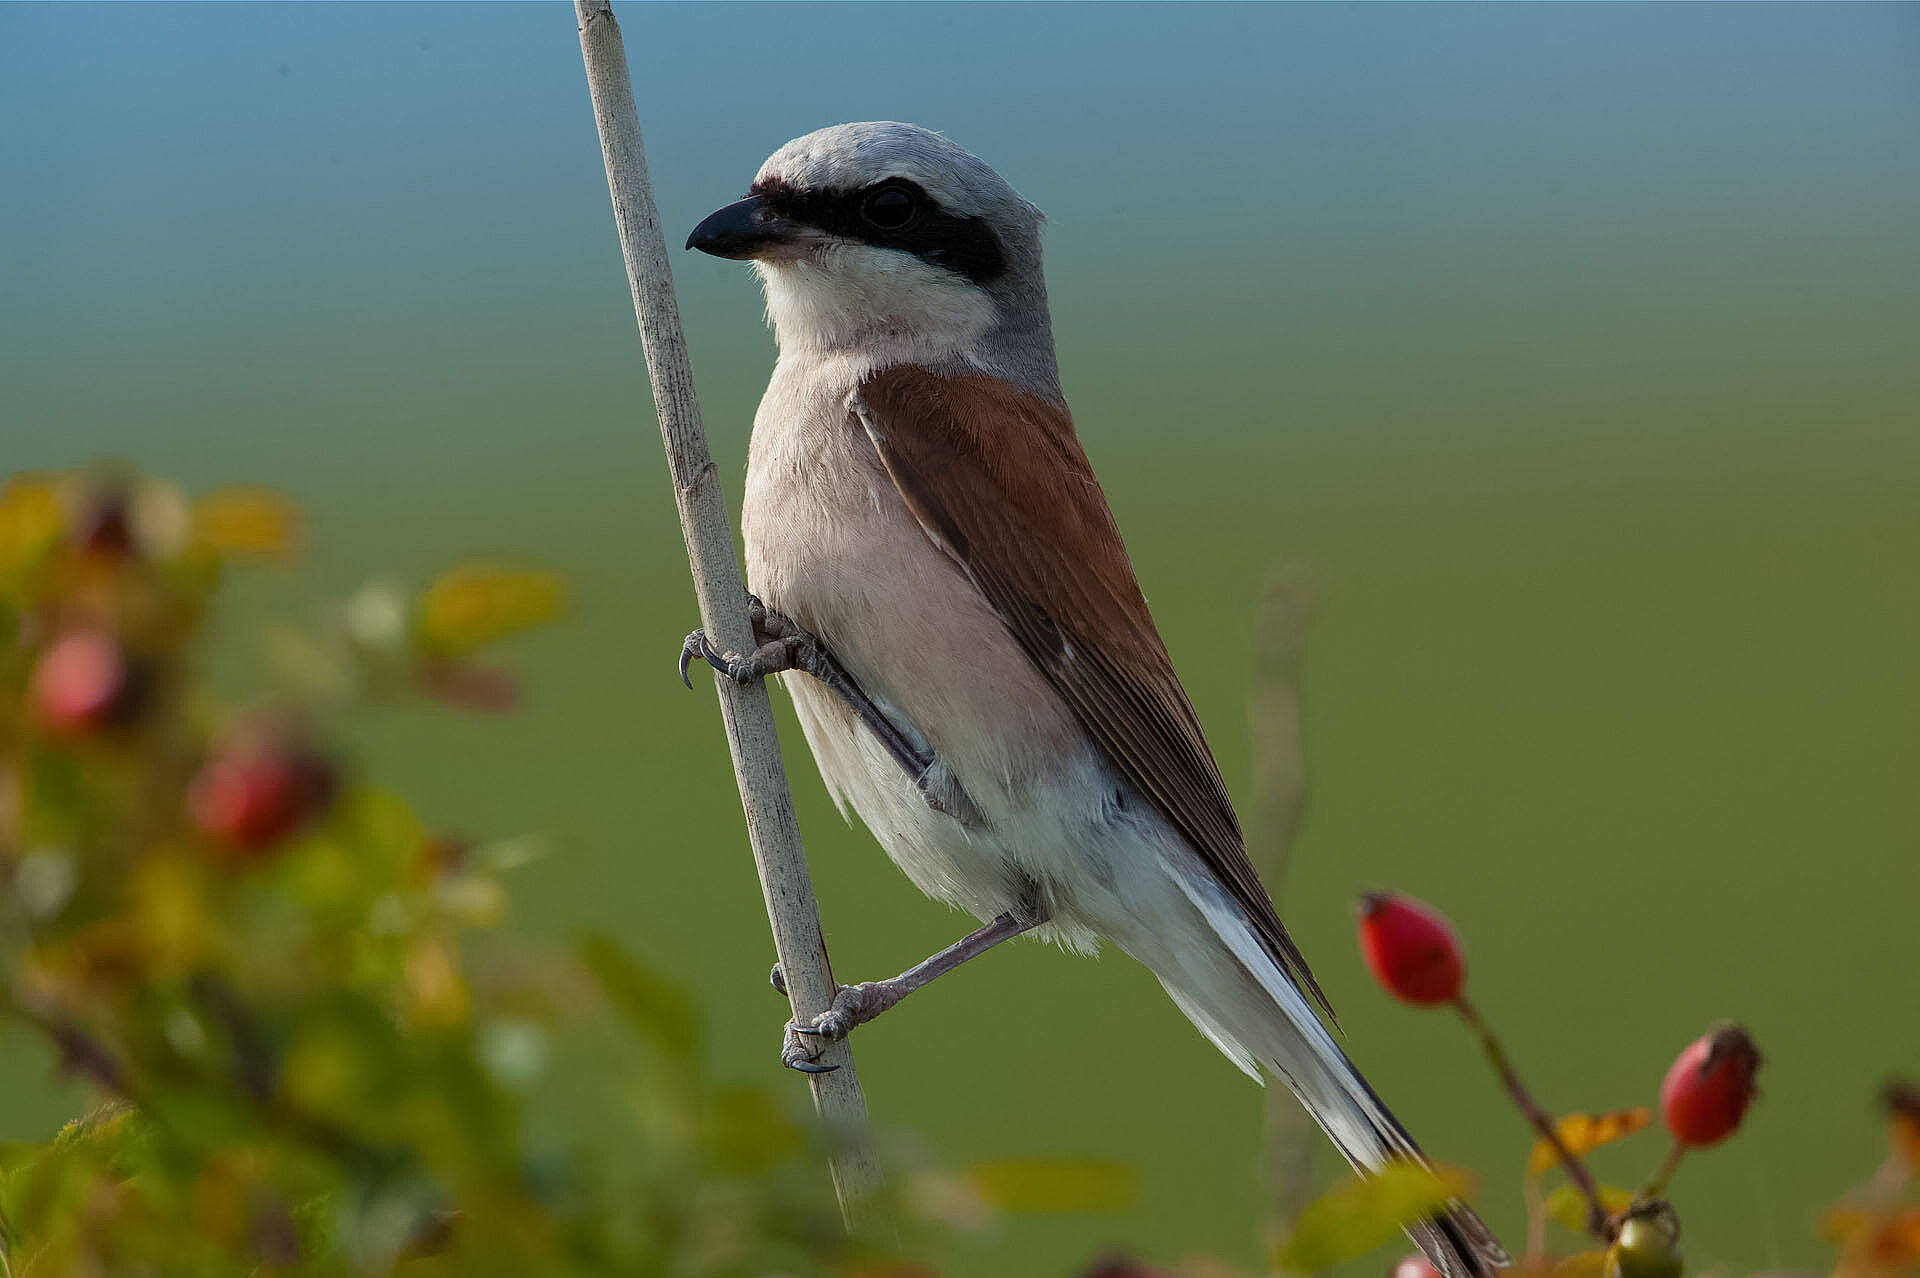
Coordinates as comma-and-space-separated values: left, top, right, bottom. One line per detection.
751, 175, 1007, 286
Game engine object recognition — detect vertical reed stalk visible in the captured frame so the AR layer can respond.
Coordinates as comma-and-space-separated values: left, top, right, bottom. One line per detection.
572, 0, 883, 1223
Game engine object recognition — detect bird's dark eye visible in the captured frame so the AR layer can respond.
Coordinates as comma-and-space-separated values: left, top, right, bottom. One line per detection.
860, 186, 918, 231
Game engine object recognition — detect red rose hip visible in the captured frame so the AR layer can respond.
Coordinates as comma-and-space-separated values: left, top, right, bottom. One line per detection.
31, 630, 135, 735
1357, 891, 1465, 1006
188, 742, 334, 854
1660, 1023, 1761, 1148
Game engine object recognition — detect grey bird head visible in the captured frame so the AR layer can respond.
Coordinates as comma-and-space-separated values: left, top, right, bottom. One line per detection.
689, 122, 1060, 398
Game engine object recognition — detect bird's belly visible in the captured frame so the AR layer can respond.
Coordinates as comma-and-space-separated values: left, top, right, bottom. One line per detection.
782, 673, 1030, 922
781, 669, 1166, 957
742, 403, 1131, 945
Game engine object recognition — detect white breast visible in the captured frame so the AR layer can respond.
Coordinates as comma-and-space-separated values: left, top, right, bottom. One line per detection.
741, 353, 1125, 946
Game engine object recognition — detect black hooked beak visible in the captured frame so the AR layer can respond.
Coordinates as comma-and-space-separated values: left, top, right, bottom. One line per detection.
686, 194, 820, 260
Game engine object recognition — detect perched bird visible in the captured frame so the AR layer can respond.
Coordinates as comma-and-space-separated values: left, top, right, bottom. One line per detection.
683, 122, 1507, 1277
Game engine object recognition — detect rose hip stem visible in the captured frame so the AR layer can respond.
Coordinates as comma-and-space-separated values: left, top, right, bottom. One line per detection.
1641, 1140, 1687, 1200
1452, 993, 1611, 1240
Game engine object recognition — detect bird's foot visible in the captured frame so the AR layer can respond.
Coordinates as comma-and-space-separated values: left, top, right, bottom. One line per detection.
678, 598, 976, 822
777, 979, 909, 1074
678, 595, 822, 688
770, 911, 1041, 1073
780, 1023, 838, 1073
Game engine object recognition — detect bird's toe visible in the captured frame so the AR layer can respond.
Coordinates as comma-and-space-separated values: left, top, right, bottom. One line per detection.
780, 1021, 837, 1073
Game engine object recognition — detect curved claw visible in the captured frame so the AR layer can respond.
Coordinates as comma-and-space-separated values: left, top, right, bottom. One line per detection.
769, 963, 787, 996
678, 631, 704, 689
678, 626, 774, 687
796, 1013, 849, 1042
781, 1021, 839, 1074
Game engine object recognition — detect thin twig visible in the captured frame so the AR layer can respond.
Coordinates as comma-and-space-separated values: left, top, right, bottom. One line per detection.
1453, 994, 1612, 1240
1248, 570, 1312, 866
1247, 571, 1318, 1252
570, 0, 883, 1223
1522, 1175, 1547, 1262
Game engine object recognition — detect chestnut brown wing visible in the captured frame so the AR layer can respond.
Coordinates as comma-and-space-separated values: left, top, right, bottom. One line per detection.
853, 364, 1333, 1019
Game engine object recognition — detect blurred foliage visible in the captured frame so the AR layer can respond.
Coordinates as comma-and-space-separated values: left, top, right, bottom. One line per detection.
1822, 1086, 1920, 1278
1272, 1164, 1469, 1274
0, 465, 1913, 1278
0, 467, 935, 1276
1084, 1086, 1920, 1278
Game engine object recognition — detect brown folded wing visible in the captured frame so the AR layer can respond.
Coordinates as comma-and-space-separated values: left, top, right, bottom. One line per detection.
852, 364, 1333, 1020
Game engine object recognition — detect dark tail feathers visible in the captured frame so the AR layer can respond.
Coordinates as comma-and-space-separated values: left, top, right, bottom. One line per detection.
1408, 1199, 1511, 1278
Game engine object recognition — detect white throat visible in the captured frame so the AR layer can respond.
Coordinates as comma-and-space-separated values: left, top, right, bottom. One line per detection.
755, 244, 994, 361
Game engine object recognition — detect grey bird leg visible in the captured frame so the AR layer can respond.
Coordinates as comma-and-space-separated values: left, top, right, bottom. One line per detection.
679, 596, 975, 820
773, 909, 1045, 1073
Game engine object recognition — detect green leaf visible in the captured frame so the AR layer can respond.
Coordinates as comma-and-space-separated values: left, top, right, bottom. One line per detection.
967, 1158, 1139, 1213
575, 931, 698, 1065
1273, 1162, 1471, 1273
703, 1084, 804, 1176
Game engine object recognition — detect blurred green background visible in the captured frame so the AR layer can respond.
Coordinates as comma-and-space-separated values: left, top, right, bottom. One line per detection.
4, 2, 1917, 1272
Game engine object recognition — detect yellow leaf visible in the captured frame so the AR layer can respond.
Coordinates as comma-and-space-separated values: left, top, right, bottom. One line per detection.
1551, 1251, 1611, 1278
968, 1158, 1140, 1213
1829, 1206, 1920, 1268
404, 937, 468, 1028
1544, 1182, 1635, 1238
1273, 1162, 1472, 1272
416, 563, 566, 657
1528, 1108, 1652, 1175
0, 474, 63, 576
192, 486, 299, 558
1825, 1207, 1872, 1242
